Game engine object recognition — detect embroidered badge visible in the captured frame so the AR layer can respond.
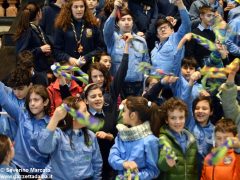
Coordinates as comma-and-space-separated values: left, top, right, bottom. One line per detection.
86, 28, 93, 38
223, 156, 232, 165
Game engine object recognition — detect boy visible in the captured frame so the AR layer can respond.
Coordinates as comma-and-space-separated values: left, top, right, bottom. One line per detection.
201, 118, 240, 180
151, 0, 191, 75
0, 68, 32, 140
186, 6, 216, 68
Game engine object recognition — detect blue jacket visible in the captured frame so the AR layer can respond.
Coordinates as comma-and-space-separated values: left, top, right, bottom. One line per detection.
108, 133, 159, 179
40, 3, 61, 44
16, 26, 53, 72
103, 16, 150, 82
0, 83, 50, 172
150, 8, 191, 74
182, 85, 215, 158
54, 19, 103, 63
38, 128, 102, 180
226, 16, 240, 48
0, 82, 24, 141
0, 164, 21, 180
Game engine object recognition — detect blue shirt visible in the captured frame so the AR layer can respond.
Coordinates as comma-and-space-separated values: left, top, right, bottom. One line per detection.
0, 164, 21, 180
0, 82, 25, 141
169, 129, 188, 154
0, 83, 50, 172
103, 17, 150, 82
38, 128, 102, 180
150, 8, 191, 74
108, 134, 159, 180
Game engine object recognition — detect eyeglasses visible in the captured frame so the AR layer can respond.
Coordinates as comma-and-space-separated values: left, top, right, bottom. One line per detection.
157, 25, 170, 32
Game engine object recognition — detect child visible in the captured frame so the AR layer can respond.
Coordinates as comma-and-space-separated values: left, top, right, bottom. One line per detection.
0, 68, 32, 141
189, 1, 223, 28
16, 50, 49, 86
201, 118, 240, 180
103, 0, 150, 97
48, 61, 83, 116
156, 98, 198, 180
94, 51, 112, 70
150, 0, 190, 75
186, 6, 216, 67
86, 0, 99, 16
37, 96, 102, 179
15, 2, 53, 73
0, 84, 50, 177
0, 134, 20, 180
108, 96, 160, 179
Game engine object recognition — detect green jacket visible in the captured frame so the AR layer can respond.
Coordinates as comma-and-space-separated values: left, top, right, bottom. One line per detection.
158, 126, 198, 180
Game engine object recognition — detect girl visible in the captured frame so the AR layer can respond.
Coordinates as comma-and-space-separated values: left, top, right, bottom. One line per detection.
103, 0, 150, 98
0, 134, 20, 180
0, 84, 50, 178
54, 0, 103, 68
94, 51, 112, 70
37, 96, 102, 179
15, 2, 53, 73
108, 96, 159, 179
155, 98, 198, 180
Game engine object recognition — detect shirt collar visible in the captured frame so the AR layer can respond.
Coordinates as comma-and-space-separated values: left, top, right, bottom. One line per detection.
88, 107, 105, 117
66, 129, 83, 136
197, 24, 212, 31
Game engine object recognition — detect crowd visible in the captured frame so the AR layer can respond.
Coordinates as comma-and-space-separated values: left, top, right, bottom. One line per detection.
0, 0, 239, 179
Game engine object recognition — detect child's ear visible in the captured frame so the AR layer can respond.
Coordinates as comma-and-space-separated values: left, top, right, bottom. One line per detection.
44, 98, 49, 106
84, 98, 88, 105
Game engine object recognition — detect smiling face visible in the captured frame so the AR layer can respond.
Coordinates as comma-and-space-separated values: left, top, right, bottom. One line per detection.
85, 88, 104, 112
166, 109, 186, 133
194, 100, 212, 126
71, 0, 85, 20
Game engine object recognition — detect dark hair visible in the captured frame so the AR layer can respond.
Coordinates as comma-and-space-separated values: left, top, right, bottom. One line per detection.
144, 76, 159, 89
88, 62, 111, 93
82, 83, 102, 99
192, 96, 213, 113
215, 118, 238, 136
7, 68, 32, 88
0, 134, 11, 164
155, 18, 174, 30
125, 96, 160, 136
181, 57, 198, 68
15, 2, 41, 40
25, 85, 50, 116
59, 96, 91, 146
55, 0, 99, 31
199, 5, 215, 15
17, 50, 34, 69
93, 51, 110, 63
116, 8, 133, 22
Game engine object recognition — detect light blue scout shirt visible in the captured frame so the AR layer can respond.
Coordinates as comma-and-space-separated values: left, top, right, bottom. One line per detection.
0, 83, 50, 172
38, 128, 102, 180
0, 82, 25, 141
103, 16, 150, 82
108, 122, 159, 179
150, 8, 191, 74
0, 164, 21, 180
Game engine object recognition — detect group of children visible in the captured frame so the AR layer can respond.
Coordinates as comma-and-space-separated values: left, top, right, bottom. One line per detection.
0, 0, 240, 179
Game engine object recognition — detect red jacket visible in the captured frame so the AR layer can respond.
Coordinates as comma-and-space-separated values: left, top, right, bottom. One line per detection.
48, 79, 83, 116
201, 149, 240, 180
